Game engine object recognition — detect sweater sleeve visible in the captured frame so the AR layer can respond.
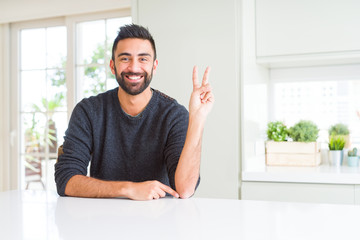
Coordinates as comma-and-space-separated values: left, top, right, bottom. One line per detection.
54, 101, 93, 196
163, 105, 200, 191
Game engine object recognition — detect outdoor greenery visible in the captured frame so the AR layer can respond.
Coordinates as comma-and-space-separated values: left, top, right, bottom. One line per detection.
329, 135, 346, 150
24, 44, 109, 154
288, 120, 319, 142
83, 44, 114, 96
267, 121, 288, 142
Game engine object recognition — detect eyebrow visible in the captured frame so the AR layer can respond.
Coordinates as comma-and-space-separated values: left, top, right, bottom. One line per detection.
117, 52, 152, 58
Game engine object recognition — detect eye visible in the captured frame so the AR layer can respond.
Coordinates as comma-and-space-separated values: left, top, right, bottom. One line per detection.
139, 57, 148, 62
120, 57, 130, 62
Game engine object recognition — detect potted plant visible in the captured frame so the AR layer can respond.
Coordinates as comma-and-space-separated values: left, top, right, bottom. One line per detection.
328, 135, 346, 166
267, 121, 288, 142
329, 123, 350, 148
266, 120, 320, 166
347, 147, 358, 167
288, 120, 319, 143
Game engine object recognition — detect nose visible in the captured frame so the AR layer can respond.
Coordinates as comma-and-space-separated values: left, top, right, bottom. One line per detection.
127, 59, 141, 72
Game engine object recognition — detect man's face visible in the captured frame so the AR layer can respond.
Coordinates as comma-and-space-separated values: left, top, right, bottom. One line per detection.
110, 38, 158, 96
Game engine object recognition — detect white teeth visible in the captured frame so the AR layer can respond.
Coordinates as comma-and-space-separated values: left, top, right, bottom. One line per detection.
128, 76, 141, 80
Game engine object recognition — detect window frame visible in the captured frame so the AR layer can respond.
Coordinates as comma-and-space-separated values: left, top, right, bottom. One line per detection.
9, 9, 131, 190
65, 9, 130, 115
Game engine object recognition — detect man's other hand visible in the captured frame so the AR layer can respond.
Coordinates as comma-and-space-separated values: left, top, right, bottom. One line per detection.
127, 180, 179, 200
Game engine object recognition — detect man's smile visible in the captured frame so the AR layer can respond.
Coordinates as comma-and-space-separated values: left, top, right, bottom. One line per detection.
126, 75, 143, 82
123, 72, 145, 83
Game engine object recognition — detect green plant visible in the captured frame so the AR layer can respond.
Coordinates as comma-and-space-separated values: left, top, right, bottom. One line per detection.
267, 121, 288, 142
24, 113, 42, 148
329, 123, 349, 136
32, 93, 64, 114
348, 147, 358, 157
24, 43, 108, 156
83, 44, 113, 96
288, 120, 319, 142
329, 135, 346, 150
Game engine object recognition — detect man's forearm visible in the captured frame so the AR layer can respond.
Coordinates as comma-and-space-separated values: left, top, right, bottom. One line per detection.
175, 115, 205, 199
65, 175, 130, 198
64, 175, 179, 200
175, 65, 214, 198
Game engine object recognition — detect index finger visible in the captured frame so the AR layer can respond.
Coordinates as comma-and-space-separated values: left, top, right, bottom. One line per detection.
202, 66, 211, 86
160, 184, 179, 198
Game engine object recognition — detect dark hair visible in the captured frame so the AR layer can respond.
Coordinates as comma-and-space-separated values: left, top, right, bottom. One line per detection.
111, 24, 157, 61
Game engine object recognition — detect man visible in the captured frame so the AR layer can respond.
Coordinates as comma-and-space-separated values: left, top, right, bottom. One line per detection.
55, 24, 214, 200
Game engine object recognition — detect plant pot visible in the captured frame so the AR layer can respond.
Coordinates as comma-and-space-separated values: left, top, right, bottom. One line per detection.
347, 156, 359, 167
265, 141, 321, 166
329, 150, 343, 166
48, 119, 58, 153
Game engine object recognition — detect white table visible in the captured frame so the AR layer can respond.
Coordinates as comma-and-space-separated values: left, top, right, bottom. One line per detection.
1, 190, 359, 240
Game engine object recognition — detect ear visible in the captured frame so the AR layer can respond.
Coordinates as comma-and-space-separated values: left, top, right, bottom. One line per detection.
110, 59, 115, 75
152, 59, 158, 74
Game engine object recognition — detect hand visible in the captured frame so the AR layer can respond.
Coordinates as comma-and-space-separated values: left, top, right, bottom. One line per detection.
189, 66, 215, 120
127, 180, 179, 201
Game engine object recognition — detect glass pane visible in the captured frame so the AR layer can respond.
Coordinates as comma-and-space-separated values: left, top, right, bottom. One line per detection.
106, 68, 118, 90
21, 28, 46, 70
106, 17, 132, 59
20, 112, 63, 191
51, 112, 67, 150
20, 154, 58, 191
20, 154, 44, 190
77, 66, 106, 99
106, 17, 132, 42
106, 80, 118, 91
21, 70, 47, 112
273, 80, 360, 144
19, 25, 67, 192
21, 113, 46, 155
47, 69, 67, 111
76, 20, 106, 65
47, 26, 67, 68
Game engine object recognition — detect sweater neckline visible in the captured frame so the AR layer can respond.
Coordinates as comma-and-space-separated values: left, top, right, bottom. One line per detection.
113, 87, 158, 121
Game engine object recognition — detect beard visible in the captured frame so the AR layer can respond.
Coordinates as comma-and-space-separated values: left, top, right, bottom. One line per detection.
114, 66, 153, 96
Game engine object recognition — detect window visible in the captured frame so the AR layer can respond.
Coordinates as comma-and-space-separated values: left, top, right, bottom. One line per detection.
270, 65, 360, 148
11, 11, 131, 191
75, 17, 131, 101
16, 21, 67, 191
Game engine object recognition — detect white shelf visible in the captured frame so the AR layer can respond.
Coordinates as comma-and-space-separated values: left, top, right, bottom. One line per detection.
242, 158, 360, 185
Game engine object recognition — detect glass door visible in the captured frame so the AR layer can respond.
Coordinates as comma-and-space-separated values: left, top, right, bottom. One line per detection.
19, 26, 67, 190
14, 13, 131, 191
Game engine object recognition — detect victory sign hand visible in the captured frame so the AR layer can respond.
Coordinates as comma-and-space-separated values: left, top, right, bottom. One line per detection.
189, 66, 215, 120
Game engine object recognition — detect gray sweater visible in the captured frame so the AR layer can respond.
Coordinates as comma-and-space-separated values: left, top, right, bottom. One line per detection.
55, 88, 191, 196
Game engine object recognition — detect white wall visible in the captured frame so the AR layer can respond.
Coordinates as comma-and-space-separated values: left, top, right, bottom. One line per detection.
0, 24, 11, 191
0, 0, 131, 23
0, 24, 4, 191
133, 0, 241, 199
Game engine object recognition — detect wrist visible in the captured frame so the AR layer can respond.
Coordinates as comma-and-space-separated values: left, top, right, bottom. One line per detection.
116, 181, 132, 197
189, 113, 206, 126
185, 115, 205, 147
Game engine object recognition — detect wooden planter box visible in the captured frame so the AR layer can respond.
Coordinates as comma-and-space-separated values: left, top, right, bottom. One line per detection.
265, 141, 321, 166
